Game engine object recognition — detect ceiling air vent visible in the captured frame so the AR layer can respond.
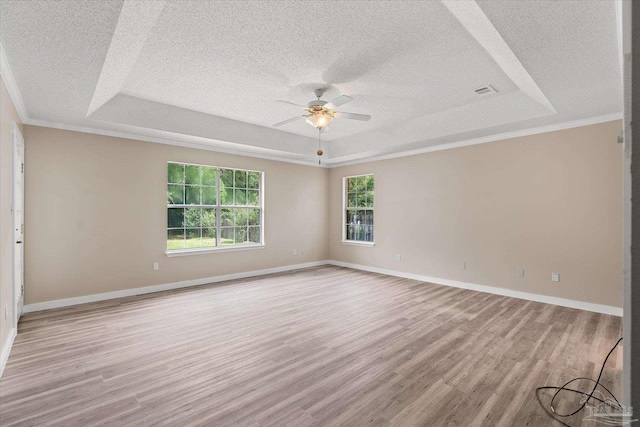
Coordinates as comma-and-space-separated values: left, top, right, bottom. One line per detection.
474, 85, 497, 97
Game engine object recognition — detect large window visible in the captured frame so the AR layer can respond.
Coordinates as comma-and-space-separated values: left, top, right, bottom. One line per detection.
343, 174, 374, 243
167, 162, 263, 252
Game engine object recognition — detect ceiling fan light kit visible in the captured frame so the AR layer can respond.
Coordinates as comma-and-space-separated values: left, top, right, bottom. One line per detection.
306, 109, 335, 128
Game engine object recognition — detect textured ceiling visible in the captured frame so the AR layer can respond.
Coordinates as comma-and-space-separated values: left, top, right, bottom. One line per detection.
0, 0, 622, 165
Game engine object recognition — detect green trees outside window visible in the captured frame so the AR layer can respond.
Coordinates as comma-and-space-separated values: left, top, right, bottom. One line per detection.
167, 162, 262, 251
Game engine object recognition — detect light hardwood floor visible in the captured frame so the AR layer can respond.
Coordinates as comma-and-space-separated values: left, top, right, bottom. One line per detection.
0, 266, 622, 426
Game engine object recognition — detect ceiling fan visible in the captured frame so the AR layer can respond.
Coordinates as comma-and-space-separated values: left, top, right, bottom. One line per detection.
273, 88, 371, 131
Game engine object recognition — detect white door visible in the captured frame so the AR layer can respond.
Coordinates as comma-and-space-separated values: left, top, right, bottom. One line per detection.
13, 122, 24, 324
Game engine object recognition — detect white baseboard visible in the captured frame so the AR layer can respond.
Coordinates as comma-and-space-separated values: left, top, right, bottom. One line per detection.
22, 259, 623, 317
0, 327, 17, 379
23, 260, 330, 313
327, 260, 623, 317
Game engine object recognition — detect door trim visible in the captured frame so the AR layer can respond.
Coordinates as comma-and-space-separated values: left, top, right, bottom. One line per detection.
12, 121, 24, 327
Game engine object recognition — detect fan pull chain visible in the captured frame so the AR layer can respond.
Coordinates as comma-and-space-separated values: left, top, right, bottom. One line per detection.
317, 128, 323, 165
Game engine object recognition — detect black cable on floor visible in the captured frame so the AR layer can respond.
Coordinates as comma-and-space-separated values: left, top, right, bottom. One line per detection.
535, 337, 623, 427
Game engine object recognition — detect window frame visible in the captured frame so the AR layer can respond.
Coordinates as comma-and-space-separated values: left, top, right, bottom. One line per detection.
166, 161, 265, 256
341, 173, 375, 246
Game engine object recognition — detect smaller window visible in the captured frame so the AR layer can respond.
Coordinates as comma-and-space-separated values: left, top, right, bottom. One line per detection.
343, 174, 374, 243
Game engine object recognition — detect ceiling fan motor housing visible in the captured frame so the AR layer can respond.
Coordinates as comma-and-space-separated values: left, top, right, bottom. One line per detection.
308, 99, 327, 108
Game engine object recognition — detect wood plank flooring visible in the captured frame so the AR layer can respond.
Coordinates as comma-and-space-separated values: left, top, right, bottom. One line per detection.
0, 266, 623, 426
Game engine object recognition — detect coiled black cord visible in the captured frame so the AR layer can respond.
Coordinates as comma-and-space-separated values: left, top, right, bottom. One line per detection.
535, 337, 623, 426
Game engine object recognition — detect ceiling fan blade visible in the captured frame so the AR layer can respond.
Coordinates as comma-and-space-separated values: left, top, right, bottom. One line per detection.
273, 115, 305, 127
335, 111, 371, 121
275, 100, 308, 108
325, 95, 353, 109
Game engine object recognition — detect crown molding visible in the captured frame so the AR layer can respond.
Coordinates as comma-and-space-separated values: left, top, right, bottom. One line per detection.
325, 112, 623, 168
0, 44, 28, 123
26, 119, 327, 168
26, 112, 623, 170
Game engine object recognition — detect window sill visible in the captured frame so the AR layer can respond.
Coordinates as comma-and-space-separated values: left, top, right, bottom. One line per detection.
166, 244, 265, 257
341, 240, 375, 247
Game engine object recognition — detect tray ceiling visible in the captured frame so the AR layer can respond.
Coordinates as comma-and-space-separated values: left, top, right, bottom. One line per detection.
0, 0, 622, 166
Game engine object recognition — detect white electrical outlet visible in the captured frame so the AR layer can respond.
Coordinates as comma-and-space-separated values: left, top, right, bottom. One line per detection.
293, 249, 297, 256
551, 273, 560, 282
396, 254, 401, 262
517, 268, 524, 278
301, 248, 306, 255
153, 262, 159, 271
461, 262, 466, 270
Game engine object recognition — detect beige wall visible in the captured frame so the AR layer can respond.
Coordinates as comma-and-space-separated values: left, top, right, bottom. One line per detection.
23, 126, 328, 305
20, 119, 624, 309
1, 77, 23, 356
329, 120, 623, 308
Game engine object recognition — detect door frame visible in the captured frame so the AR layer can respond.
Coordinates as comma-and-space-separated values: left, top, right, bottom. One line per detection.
12, 121, 24, 327
617, 0, 633, 408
